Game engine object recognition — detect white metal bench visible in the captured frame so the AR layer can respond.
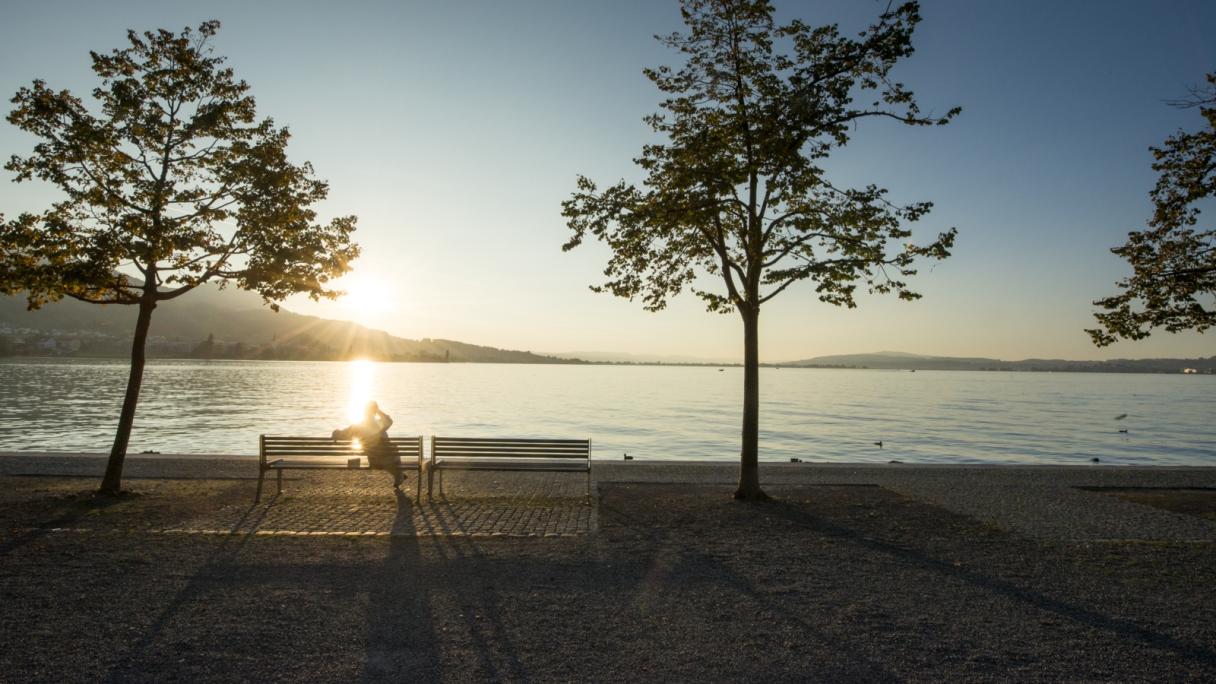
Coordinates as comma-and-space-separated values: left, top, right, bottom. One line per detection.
427, 436, 591, 500
256, 435, 424, 502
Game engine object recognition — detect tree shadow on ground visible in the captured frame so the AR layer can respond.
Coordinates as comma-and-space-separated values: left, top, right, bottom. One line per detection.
1079, 486, 1216, 522
101, 501, 275, 682
597, 483, 1216, 676
596, 492, 904, 680
20, 481, 1212, 680
760, 495, 1216, 667
0, 489, 129, 557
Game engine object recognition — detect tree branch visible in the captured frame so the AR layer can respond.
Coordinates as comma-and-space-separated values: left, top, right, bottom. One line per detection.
66, 291, 139, 305
758, 273, 802, 304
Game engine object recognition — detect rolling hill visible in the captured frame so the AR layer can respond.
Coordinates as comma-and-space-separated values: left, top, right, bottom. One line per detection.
784, 351, 1216, 374
0, 286, 574, 364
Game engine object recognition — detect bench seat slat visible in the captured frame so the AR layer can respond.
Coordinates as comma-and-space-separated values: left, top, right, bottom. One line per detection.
434, 457, 590, 471
435, 438, 589, 445
434, 443, 586, 449
263, 448, 375, 455
271, 457, 423, 467
263, 437, 358, 442
262, 437, 422, 443
266, 450, 423, 455
263, 447, 420, 452
432, 449, 588, 457
262, 438, 349, 443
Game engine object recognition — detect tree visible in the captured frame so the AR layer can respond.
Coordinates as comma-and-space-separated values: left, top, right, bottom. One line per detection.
1089, 74, 1216, 346
0, 21, 358, 494
562, 0, 957, 499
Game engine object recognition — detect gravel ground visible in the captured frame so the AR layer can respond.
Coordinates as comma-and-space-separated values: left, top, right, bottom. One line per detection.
1, 457, 1215, 682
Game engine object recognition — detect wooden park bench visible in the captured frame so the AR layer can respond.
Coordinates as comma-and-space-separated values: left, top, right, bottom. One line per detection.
256, 435, 424, 502
428, 437, 592, 500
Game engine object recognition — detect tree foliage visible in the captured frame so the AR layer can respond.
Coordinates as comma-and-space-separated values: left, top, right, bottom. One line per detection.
564, 0, 956, 315
1089, 74, 1216, 346
562, 0, 957, 498
0, 21, 358, 493
1, 20, 357, 311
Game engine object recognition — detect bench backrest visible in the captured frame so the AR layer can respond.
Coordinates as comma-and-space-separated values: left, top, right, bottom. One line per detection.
431, 437, 591, 461
260, 435, 424, 465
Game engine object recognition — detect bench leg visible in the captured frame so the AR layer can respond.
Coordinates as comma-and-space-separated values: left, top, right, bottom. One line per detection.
255, 469, 265, 503
277, 468, 283, 495
427, 464, 435, 499
416, 464, 423, 499
586, 468, 591, 503
439, 468, 444, 497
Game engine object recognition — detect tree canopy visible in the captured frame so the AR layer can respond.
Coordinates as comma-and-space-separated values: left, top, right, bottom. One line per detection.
0, 21, 358, 493
1, 20, 358, 312
562, 0, 957, 498
1089, 73, 1216, 346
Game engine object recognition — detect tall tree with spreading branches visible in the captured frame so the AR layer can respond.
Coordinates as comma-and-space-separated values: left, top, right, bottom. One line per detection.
562, 0, 958, 500
1089, 73, 1216, 346
0, 21, 359, 494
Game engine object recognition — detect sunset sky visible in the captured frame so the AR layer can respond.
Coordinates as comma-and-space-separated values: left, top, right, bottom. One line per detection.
1, 0, 1213, 362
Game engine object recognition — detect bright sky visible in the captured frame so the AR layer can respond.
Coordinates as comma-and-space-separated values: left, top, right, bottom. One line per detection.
1, 1, 1214, 362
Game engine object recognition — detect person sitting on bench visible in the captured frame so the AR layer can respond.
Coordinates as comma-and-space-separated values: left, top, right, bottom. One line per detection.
332, 400, 403, 489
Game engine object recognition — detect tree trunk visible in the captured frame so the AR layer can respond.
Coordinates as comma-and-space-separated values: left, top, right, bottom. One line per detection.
99, 298, 156, 495
734, 305, 769, 501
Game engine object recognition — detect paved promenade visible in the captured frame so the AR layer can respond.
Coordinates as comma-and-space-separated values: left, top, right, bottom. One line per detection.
2, 453, 1213, 542
2, 453, 1214, 681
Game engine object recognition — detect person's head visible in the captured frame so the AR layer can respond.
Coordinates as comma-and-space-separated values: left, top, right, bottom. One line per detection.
364, 401, 380, 418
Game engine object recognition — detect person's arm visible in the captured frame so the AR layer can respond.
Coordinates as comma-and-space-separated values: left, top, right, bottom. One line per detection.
378, 411, 394, 431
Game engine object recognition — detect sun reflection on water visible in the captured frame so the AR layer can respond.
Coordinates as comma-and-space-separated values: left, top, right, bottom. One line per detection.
346, 359, 376, 424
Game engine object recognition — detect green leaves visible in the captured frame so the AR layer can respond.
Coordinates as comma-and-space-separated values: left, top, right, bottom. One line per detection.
1, 20, 359, 310
563, 0, 957, 317
1089, 74, 1216, 346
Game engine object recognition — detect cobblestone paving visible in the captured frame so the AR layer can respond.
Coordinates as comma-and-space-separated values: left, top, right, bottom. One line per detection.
1, 469, 594, 539
172, 497, 592, 538
191, 495, 591, 538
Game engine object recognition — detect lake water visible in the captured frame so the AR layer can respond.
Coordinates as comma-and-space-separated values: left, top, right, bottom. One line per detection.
0, 358, 1212, 465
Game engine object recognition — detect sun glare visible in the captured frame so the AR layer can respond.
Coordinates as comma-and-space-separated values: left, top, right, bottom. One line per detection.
339, 276, 392, 322
346, 359, 376, 423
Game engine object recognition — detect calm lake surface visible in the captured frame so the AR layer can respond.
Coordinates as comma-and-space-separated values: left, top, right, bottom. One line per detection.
1, 358, 1212, 465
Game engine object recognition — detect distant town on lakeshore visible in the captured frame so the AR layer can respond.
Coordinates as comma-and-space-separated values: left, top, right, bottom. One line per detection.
2, 289, 1211, 374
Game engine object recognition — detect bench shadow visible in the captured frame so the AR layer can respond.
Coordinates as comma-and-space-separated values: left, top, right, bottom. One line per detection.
98, 487, 444, 681
362, 489, 440, 681
414, 493, 531, 681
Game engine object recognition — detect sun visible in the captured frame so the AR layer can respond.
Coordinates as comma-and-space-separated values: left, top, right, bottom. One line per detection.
338, 275, 392, 322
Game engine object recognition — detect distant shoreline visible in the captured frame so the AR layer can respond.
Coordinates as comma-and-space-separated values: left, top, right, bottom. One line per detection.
1, 353, 1214, 375
4, 451, 1215, 470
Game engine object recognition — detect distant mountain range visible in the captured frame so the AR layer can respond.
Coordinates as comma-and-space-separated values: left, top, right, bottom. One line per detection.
2, 290, 1211, 372
0, 286, 574, 364
783, 351, 1216, 374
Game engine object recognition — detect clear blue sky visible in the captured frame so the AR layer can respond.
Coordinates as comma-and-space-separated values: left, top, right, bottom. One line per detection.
1, 1, 1213, 361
